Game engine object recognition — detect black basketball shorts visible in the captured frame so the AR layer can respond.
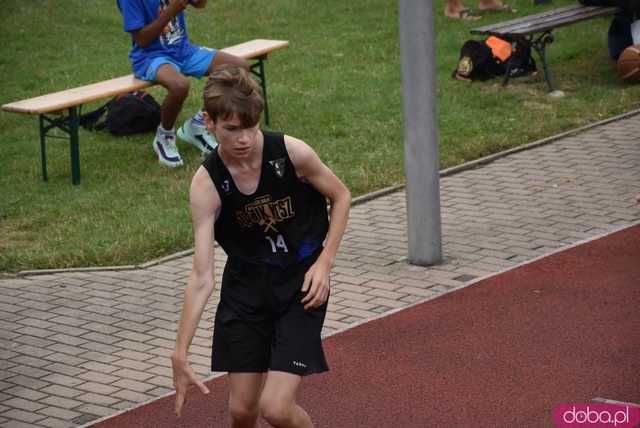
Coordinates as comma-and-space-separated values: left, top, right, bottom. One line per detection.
211, 258, 329, 376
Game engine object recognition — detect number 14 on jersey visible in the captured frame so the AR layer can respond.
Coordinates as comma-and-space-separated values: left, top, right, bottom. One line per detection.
265, 234, 289, 253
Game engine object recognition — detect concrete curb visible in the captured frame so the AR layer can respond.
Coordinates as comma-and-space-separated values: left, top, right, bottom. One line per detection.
12, 108, 640, 278
15, 249, 196, 277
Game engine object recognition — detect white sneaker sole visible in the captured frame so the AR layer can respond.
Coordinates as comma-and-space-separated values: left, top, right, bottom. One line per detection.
153, 141, 183, 168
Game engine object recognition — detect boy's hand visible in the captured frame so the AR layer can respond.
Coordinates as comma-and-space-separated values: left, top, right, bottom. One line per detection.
301, 259, 331, 310
171, 355, 210, 417
166, 0, 189, 15
188, 0, 208, 8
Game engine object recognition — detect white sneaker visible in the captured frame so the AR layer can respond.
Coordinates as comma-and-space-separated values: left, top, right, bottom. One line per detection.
152, 129, 183, 167
177, 119, 217, 155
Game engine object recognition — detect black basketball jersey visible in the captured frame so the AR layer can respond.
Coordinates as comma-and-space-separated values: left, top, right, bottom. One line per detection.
202, 131, 329, 267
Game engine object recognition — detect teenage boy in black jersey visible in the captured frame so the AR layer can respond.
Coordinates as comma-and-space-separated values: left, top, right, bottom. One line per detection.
171, 66, 351, 427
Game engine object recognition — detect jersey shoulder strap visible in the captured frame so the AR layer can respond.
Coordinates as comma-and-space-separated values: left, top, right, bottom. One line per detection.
262, 131, 291, 180
262, 130, 286, 156
201, 148, 230, 196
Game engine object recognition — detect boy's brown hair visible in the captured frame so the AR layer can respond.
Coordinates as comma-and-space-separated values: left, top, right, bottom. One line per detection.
203, 66, 264, 127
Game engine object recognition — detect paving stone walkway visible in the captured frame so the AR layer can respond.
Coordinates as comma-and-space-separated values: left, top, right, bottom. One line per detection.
1, 113, 639, 427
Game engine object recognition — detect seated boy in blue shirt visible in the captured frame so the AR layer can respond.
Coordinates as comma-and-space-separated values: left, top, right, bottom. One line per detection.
117, 0, 248, 167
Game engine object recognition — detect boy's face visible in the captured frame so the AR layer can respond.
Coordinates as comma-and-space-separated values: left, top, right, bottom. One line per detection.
205, 113, 260, 159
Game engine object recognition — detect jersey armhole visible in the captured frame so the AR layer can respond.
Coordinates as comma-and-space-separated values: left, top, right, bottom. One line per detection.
281, 134, 311, 184
202, 151, 225, 222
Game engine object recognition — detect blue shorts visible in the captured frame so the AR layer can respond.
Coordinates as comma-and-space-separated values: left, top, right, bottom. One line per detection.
137, 45, 217, 82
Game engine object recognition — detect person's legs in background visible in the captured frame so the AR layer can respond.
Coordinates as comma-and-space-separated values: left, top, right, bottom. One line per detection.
177, 49, 250, 156
153, 62, 191, 167
445, 0, 516, 20
444, 0, 481, 20
478, 0, 516, 13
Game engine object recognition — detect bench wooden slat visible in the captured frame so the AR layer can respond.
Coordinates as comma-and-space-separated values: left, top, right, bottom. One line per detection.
220, 39, 289, 60
472, 4, 620, 36
498, 6, 620, 35
1, 39, 289, 116
1, 75, 153, 115
472, 4, 584, 33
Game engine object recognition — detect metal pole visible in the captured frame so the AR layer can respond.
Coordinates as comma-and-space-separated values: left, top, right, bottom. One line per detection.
399, 0, 442, 265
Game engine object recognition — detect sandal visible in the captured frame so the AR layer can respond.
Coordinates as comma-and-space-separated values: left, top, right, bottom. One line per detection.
445, 8, 482, 20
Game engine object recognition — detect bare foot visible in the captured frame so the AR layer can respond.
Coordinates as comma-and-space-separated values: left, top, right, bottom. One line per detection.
444, 7, 482, 20
478, 0, 517, 12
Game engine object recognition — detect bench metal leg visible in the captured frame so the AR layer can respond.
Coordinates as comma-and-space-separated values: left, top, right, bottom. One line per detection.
38, 109, 82, 185
38, 114, 48, 182
532, 32, 556, 93
501, 55, 515, 87
250, 58, 270, 127
69, 107, 80, 185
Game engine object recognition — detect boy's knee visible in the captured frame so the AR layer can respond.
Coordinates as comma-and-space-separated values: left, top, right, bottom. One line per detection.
165, 76, 190, 99
228, 397, 258, 425
260, 397, 291, 426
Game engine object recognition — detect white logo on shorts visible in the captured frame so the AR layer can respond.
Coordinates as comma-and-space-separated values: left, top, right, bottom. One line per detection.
292, 361, 307, 368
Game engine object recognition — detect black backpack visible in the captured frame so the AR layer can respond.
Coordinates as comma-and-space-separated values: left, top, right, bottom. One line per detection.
453, 40, 504, 81
453, 39, 537, 81
505, 43, 537, 78
80, 91, 161, 136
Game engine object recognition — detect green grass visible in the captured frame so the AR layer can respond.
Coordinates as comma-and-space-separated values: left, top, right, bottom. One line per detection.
1, 0, 639, 272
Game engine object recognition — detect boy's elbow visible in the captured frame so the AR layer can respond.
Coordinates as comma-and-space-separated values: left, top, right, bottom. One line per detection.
132, 32, 148, 48
341, 187, 352, 205
331, 187, 351, 211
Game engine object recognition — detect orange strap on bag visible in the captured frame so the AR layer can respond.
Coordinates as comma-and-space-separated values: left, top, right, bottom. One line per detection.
485, 36, 512, 62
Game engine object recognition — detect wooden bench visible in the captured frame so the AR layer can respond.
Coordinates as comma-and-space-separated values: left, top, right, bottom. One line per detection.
1, 39, 289, 185
471, 4, 621, 93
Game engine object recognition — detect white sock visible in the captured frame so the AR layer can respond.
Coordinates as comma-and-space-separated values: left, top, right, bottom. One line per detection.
191, 110, 206, 127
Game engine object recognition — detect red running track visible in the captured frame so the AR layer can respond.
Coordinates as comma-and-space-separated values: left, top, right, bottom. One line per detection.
91, 225, 640, 427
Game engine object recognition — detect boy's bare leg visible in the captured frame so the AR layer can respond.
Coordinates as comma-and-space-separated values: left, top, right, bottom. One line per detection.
259, 371, 313, 428
155, 64, 190, 130
228, 373, 267, 428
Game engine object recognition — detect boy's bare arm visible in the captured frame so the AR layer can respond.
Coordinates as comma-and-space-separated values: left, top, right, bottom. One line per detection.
173, 166, 218, 358
285, 136, 352, 309
171, 166, 219, 416
130, 0, 189, 48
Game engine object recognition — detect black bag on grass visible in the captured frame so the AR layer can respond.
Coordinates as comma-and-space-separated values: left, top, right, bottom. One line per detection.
505, 43, 537, 78
452, 38, 537, 81
80, 91, 161, 136
453, 40, 504, 81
